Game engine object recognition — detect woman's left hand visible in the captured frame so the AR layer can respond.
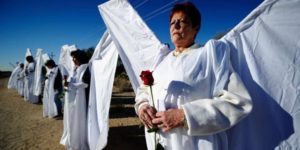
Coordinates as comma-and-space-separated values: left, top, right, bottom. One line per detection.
152, 108, 185, 132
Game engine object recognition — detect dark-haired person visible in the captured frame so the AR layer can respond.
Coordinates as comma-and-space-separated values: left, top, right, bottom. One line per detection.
60, 50, 90, 150
24, 55, 39, 103
135, 2, 252, 150
43, 59, 68, 118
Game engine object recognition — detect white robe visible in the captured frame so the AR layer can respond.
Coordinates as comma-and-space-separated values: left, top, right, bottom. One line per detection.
60, 64, 89, 150
135, 41, 252, 150
43, 66, 65, 118
24, 62, 38, 103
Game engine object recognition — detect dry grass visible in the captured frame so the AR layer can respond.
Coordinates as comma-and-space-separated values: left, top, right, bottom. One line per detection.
113, 73, 133, 93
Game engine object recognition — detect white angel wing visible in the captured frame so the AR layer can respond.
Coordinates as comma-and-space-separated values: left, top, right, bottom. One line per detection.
25, 48, 32, 57
222, 0, 300, 149
58, 45, 75, 78
98, 0, 300, 149
99, 0, 167, 91
88, 31, 119, 150
96, 2, 170, 148
7, 65, 21, 89
24, 48, 32, 68
33, 48, 43, 96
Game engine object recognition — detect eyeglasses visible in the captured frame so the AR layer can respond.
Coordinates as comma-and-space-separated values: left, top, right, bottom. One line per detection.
170, 18, 191, 27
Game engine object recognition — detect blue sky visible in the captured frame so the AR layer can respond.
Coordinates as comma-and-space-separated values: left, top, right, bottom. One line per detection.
0, 0, 262, 71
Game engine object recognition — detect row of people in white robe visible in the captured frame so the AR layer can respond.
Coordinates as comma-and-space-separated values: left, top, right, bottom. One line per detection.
8, 56, 91, 150
8, 61, 38, 103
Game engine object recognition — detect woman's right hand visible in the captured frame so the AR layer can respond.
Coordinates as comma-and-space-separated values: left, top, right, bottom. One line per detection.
138, 104, 157, 129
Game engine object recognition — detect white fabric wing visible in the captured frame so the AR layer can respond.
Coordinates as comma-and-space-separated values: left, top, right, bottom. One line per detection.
25, 48, 32, 57
99, 0, 167, 92
33, 48, 43, 96
24, 48, 32, 69
222, 0, 300, 149
7, 65, 21, 89
88, 31, 119, 150
58, 45, 75, 77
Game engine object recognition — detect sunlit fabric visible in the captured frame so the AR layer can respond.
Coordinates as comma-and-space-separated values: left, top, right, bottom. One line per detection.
97, 0, 300, 149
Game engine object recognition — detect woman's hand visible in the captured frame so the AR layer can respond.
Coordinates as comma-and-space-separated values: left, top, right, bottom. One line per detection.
138, 104, 157, 129
152, 108, 185, 132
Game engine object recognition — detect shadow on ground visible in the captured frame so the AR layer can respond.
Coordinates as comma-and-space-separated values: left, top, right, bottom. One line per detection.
104, 125, 147, 150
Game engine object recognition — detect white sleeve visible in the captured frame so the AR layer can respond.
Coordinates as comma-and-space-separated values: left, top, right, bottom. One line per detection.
134, 85, 151, 114
182, 71, 252, 136
69, 82, 88, 89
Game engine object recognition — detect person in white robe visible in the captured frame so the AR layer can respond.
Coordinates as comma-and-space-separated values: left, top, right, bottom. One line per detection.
60, 50, 90, 150
43, 59, 67, 118
24, 55, 39, 103
135, 3, 252, 150
17, 63, 25, 96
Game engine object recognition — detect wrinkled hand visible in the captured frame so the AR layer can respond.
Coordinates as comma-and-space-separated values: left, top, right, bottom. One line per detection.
138, 104, 157, 129
152, 108, 185, 132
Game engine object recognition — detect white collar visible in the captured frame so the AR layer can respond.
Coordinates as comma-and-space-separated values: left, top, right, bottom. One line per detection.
173, 43, 200, 57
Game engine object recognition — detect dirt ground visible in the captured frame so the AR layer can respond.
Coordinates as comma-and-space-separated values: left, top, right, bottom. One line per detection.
0, 77, 147, 150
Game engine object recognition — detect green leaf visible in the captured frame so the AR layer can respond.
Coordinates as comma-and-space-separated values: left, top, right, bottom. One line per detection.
147, 127, 159, 133
156, 143, 164, 150
138, 122, 144, 129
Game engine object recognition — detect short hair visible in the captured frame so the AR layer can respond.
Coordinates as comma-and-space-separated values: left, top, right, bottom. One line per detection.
26, 56, 34, 63
169, 2, 201, 32
20, 63, 24, 68
45, 59, 56, 67
70, 50, 89, 64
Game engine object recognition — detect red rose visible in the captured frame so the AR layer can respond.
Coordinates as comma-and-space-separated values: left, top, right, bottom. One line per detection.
140, 70, 154, 86
140, 70, 162, 149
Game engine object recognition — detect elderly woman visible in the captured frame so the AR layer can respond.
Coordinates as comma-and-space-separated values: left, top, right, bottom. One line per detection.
60, 50, 90, 150
135, 2, 252, 150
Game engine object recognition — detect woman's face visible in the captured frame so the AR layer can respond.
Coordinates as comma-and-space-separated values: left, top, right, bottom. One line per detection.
46, 65, 53, 69
72, 57, 81, 67
170, 11, 198, 48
